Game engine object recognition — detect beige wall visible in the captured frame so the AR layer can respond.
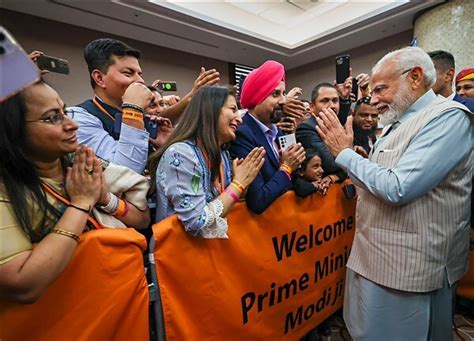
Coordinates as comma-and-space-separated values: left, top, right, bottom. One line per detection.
286, 30, 414, 101
1, 9, 230, 106
414, 0, 473, 73
2, 8, 420, 105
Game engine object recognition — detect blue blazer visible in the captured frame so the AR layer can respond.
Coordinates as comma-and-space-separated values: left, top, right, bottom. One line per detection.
453, 94, 474, 112
229, 113, 292, 214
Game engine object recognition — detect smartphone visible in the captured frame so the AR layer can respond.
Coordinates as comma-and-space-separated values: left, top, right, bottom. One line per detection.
156, 81, 177, 92
144, 116, 158, 139
278, 133, 297, 152
351, 77, 359, 100
0, 26, 40, 102
342, 184, 356, 200
37, 55, 70, 75
335, 54, 350, 84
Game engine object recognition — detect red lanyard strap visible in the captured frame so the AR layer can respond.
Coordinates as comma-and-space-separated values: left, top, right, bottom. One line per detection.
41, 183, 103, 230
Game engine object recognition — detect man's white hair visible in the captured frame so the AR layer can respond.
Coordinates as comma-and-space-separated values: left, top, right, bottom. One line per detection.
372, 47, 436, 88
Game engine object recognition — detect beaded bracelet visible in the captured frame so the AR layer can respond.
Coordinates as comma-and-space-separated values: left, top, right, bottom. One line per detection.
51, 228, 80, 243
122, 102, 144, 113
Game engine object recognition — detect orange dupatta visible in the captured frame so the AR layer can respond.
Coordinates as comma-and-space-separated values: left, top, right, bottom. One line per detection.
41, 183, 103, 230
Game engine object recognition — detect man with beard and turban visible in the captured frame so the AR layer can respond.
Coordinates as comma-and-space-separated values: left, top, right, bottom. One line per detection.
316, 47, 472, 340
230, 60, 305, 214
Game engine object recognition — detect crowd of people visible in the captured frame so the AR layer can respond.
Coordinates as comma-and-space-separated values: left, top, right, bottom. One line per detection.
0, 34, 473, 341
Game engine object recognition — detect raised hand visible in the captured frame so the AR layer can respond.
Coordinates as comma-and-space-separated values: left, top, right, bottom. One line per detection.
316, 108, 353, 157
283, 97, 306, 126
192, 67, 220, 94
287, 87, 303, 99
353, 145, 369, 158
28, 50, 49, 75
356, 73, 370, 97
281, 143, 306, 170
276, 116, 297, 134
122, 82, 154, 109
163, 95, 180, 107
334, 68, 353, 100
232, 147, 266, 188
66, 145, 102, 209
149, 117, 174, 147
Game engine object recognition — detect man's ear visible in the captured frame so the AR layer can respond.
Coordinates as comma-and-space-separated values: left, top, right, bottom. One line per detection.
91, 69, 106, 89
409, 66, 423, 90
445, 68, 455, 82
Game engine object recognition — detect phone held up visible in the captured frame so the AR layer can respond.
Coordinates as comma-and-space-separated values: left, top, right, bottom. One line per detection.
144, 116, 158, 139
335, 54, 350, 84
351, 77, 359, 101
0, 26, 40, 102
278, 133, 297, 152
156, 81, 177, 92
37, 55, 70, 75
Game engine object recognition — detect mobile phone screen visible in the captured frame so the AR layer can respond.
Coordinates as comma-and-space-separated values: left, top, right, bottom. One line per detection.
0, 28, 40, 102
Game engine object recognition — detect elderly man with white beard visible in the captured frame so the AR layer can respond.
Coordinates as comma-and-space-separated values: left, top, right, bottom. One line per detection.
316, 47, 472, 341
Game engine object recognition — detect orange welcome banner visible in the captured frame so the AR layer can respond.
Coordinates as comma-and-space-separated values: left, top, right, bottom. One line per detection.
0, 229, 149, 341
153, 185, 356, 340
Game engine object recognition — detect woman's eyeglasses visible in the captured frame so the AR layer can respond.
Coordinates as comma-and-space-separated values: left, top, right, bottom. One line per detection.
26, 109, 74, 125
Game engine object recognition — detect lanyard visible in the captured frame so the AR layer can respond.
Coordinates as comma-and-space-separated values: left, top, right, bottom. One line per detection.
41, 183, 103, 230
196, 140, 225, 194
92, 97, 116, 121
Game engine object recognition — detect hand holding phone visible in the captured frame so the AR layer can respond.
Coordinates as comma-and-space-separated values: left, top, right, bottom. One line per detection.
278, 133, 297, 152
351, 77, 359, 100
36, 55, 70, 75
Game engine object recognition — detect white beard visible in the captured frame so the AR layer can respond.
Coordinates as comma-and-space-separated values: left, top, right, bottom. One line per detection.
379, 83, 416, 126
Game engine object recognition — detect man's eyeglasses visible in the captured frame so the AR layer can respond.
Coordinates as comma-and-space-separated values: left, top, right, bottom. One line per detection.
26, 109, 74, 125
371, 68, 413, 97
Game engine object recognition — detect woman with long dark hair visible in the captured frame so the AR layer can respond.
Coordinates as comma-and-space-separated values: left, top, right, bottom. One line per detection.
149, 86, 265, 238
0, 81, 150, 303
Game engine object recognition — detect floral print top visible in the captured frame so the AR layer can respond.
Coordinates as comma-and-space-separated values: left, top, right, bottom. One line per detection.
155, 139, 232, 238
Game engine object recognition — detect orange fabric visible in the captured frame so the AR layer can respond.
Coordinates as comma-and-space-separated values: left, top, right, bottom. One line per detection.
41, 182, 103, 230
0, 229, 149, 341
153, 185, 356, 340
457, 250, 474, 299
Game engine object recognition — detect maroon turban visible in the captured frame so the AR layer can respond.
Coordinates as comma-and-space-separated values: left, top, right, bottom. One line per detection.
240, 60, 285, 109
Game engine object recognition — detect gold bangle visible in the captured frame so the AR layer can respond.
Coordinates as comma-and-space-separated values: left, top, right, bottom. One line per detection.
231, 180, 246, 193
229, 183, 243, 196
51, 228, 80, 243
